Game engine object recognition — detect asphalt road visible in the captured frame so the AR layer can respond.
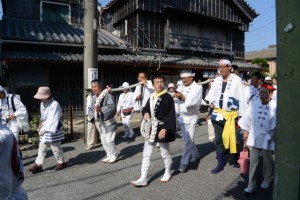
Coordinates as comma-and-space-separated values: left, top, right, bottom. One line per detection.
21, 114, 273, 200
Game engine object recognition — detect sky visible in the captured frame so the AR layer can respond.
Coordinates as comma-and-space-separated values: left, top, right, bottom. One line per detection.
0, 0, 276, 52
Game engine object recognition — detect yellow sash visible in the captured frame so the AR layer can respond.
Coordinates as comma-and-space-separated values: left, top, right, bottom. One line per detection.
214, 108, 238, 153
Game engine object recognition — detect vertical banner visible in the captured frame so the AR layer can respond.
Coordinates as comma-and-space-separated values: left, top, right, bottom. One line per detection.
88, 68, 98, 88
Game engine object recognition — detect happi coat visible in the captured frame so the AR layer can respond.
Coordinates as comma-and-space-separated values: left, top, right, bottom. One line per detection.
238, 99, 277, 150
206, 74, 245, 120
176, 81, 203, 124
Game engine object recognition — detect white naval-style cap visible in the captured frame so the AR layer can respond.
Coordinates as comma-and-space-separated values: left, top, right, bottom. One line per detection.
219, 59, 232, 66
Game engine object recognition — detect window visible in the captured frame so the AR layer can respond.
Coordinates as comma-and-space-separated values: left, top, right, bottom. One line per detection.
41, 1, 70, 24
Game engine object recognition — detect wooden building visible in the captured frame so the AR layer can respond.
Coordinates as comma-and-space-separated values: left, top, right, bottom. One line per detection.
0, 0, 260, 112
101, 0, 259, 80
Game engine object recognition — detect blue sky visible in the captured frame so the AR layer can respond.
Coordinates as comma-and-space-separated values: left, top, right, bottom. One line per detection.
0, 0, 276, 52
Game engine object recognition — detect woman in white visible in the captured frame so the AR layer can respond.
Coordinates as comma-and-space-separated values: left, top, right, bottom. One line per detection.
116, 82, 135, 139
29, 87, 65, 174
238, 83, 277, 194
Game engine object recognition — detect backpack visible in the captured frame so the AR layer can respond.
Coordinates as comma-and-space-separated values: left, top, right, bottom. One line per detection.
10, 95, 31, 133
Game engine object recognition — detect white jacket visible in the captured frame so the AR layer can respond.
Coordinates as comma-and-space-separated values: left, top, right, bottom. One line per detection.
177, 81, 203, 124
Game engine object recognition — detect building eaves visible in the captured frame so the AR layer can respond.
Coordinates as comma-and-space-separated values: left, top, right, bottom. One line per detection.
1, 50, 260, 70
0, 18, 129, 48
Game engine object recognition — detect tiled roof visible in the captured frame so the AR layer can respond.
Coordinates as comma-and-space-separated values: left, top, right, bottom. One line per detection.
245, 46, 277, 61
0, 19, 129, 48
0, 50, 260, 70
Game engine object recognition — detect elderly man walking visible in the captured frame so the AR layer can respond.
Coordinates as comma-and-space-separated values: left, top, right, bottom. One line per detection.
174, 69, 203, 172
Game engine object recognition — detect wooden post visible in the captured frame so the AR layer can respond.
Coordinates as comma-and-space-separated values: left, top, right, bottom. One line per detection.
274, 0, 300, 199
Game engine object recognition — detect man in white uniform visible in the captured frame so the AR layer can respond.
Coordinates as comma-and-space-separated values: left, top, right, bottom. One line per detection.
0, 85, 29, 142
205, 59, 245, 174
174, 69, 203, 172
133, 72, 154, 114
116, 82, 135, 139
244, 72, 263, 109
239, 82, 277, 194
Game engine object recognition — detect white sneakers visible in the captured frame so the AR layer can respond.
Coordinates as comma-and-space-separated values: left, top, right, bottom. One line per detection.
130, 177, 148, 187
122, 131, 134, 139
244, 187, 257, 194
101, 156, 111, 163
260, 180, 271, 189
101, 155, 117, 163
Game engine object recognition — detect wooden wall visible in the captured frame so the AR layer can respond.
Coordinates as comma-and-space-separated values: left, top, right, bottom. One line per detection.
3, 0, 84, 25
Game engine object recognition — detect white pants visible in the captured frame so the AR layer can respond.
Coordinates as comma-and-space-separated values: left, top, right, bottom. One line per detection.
121, 114, 133, 134
140, 141, 172, 177
35, 142, 65, 165
7, 124, 19, 142
95, 121, 117, 157
248, 147, 274, 188
180, 123, 200, 165
86, 122, 99, 147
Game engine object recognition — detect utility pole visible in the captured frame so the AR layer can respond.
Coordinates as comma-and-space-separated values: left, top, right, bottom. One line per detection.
83, 0, 98, 142
274, 0, 300, 199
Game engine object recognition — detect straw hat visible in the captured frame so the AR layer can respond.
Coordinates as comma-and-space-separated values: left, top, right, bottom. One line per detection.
34, 86, 51, 99
120, 82, 130, 88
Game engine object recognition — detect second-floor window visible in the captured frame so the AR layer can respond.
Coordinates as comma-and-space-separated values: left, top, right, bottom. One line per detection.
40, 1, 70, 24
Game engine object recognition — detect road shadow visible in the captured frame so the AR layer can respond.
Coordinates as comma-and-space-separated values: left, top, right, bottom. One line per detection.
216, 157, 273, 200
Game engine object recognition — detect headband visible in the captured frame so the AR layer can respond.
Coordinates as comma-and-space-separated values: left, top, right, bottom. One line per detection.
260, 84, 276, 91
219, 59, 231, 66
180, 72, 195, 78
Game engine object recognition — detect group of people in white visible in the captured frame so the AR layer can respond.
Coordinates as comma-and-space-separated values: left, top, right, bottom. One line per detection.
0, 58, 278, 199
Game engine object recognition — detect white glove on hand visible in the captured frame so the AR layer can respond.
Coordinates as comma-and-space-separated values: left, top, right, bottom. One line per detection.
38, 129, 45, 136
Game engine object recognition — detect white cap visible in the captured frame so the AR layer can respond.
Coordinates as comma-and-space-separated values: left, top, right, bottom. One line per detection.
265, 76, 272, 81
168, 83, 175, 88
120, 82, 130, 88
219, 59, 231, 66
180, 69, 195, 78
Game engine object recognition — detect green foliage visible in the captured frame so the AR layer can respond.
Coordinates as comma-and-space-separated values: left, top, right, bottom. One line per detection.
251, 58, 269, 77
29, 115, 40, 146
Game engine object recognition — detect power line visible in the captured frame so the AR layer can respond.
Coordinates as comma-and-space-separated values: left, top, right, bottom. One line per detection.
248, 19, 276, 33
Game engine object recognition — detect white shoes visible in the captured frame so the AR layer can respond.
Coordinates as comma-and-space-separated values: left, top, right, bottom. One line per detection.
108, 155, 117, 163
261, 180, 271, 189
128, 131, 134, 139
101, 156, 111, 163
160, 170, 171, 183
244, 187, 258, 194
178, 164, 187, 173
130, 177, 148, 187
122, 134, 128, 139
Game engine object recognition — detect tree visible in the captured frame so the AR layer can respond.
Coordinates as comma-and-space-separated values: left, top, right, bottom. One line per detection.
250, 58, 269, 77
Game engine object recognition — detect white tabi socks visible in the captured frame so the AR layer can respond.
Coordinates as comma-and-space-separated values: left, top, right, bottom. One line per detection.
130, 171, 148, 187
160, 167, 171, 183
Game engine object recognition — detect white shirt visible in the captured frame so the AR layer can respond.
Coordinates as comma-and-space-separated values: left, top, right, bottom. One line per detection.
177, 81, 203, 124
86, 93, 96, 121
117, 91, 134, 115
238, 99, 276, 150
133, 80, 154, 111
244, 85, 260, 109
0, 94, 28, 133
